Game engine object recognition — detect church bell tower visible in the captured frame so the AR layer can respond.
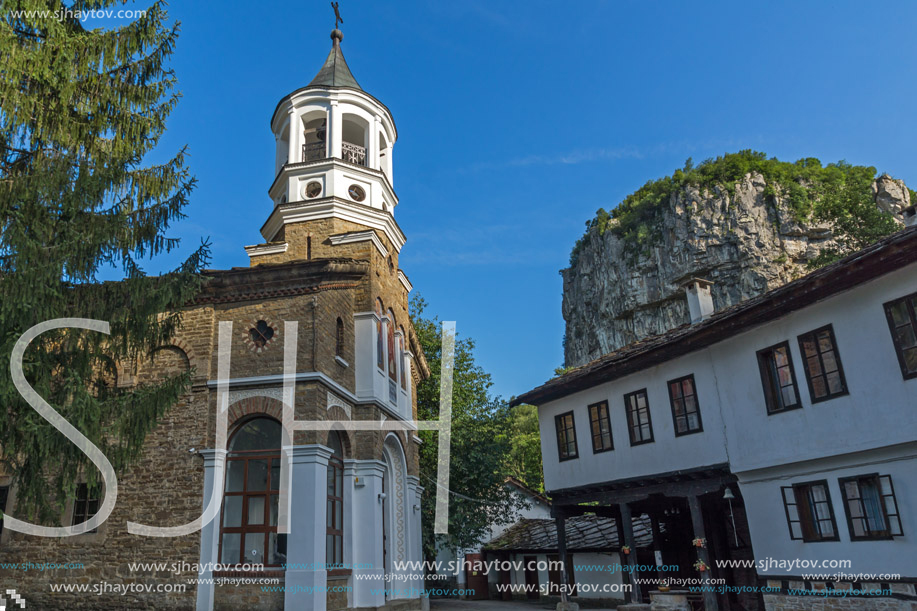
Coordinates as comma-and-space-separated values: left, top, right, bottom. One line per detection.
245, 25, 402, 265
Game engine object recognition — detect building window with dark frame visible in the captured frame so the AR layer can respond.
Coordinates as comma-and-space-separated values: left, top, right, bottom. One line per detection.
71, 483, 101, 533
757, 341, 801, 414
883, 291, 917, 379
220, 417, 286, 566
624, 389, 654, 446
780, 480, 839, 542
839, 474, 903, 541
588, 401, 613, 453
376, 299, 385, 371
667, 375, 703, 435
554, 411, 578, 461
398, 328, 407, 390
326, 431, 345, 567
797, 325, 848, 402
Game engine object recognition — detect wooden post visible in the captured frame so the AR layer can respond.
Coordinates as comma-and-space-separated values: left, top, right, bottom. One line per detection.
620, 502, 642, 603
499, 552, 512, 601
555, 515, 568, 603
688, 494, 719, 611
613, 506, 633, 599
650, 513, 664, 583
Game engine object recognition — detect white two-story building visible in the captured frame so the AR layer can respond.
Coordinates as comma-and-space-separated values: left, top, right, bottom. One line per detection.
513, 223, 917, 611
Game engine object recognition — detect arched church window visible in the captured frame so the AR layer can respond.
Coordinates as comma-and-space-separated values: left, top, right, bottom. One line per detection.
399, 326, 407, 390
341, 116, 367, 166
303, 116, 327, 162
221, 417, 285, 566
376, 299, 385, 370
326, 431, 345, 566
335, 317, 345, 357
387, 309, 397, 382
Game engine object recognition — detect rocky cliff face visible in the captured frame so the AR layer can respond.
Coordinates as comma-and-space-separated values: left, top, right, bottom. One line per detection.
562, 172, 910, 368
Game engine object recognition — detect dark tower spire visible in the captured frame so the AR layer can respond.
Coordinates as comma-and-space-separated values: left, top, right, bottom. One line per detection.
307, 27, 362, 90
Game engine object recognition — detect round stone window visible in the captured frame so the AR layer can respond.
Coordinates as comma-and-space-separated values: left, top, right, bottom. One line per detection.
305, 181, 322, 199
243, 319, 279, 353
348, 184, 366, 202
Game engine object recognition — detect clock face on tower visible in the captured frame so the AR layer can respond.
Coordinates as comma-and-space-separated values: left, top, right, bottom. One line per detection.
348, 184, 366, 202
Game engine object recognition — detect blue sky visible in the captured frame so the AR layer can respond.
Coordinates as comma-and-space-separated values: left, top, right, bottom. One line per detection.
93, 0, 917, 400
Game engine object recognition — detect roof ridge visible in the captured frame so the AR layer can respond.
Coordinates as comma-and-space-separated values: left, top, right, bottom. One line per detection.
513, 226, 917, 406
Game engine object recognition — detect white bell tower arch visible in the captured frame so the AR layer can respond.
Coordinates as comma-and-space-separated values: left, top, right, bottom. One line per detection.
259, 28, 402, 255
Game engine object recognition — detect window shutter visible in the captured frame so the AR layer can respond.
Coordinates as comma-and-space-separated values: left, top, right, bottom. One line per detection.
879, 475, 904, 537
781, 486, 803, 540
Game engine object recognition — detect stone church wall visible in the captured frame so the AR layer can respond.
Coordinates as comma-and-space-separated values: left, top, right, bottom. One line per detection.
0, 361, 209, 609
0, 237, 423, 608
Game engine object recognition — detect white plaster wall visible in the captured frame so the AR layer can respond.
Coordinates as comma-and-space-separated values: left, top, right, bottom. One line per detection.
537, 260, 917, 579
712, 265, 917, 473
738, 446, 917, 577
570, 552, 624, 598
540, 263, 917, 491
539, 354, 729, 493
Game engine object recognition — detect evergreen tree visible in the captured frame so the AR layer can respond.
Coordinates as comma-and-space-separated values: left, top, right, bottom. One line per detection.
410, 296, 525, 562
0, 1, 209, 521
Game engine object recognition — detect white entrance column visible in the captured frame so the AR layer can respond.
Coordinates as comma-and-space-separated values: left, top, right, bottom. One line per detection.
407, 475, 424, 595
196, 449, 226, 611
285, 445, 333, 611
350, 460, 386, 608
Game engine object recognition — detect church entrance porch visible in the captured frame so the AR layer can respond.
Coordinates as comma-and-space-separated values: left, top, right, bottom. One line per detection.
197, 403, 425, 611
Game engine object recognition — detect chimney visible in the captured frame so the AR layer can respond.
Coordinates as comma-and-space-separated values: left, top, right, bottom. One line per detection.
903, 205, 917, 228
684, 278, 715, 323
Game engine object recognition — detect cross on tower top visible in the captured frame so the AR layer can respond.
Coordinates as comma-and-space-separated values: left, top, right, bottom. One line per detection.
331, 2, 343, 30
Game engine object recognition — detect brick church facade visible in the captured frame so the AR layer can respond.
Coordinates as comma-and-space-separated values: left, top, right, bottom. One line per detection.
0, 26, 429, 611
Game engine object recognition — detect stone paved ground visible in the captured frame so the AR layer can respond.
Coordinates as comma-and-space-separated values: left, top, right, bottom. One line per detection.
430, 599, 618, 611
430, 601, 554, 611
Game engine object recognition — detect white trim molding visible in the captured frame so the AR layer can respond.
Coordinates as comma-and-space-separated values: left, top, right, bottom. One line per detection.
261, 197, 406, 253
397, 270, 413, 293
329, 230, 389, 258
205, 371, 413, 425
244, 242, 289, 257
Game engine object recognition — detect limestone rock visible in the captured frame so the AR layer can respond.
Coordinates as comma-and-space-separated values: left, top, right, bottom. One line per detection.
562, 172, 910, 368
872, 173, 911, 219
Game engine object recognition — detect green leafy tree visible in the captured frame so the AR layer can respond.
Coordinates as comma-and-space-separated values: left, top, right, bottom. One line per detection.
808, 162, 901, 267
0, 2, 209, 521
498, 404, 543, 492
411, 296, 525, 562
